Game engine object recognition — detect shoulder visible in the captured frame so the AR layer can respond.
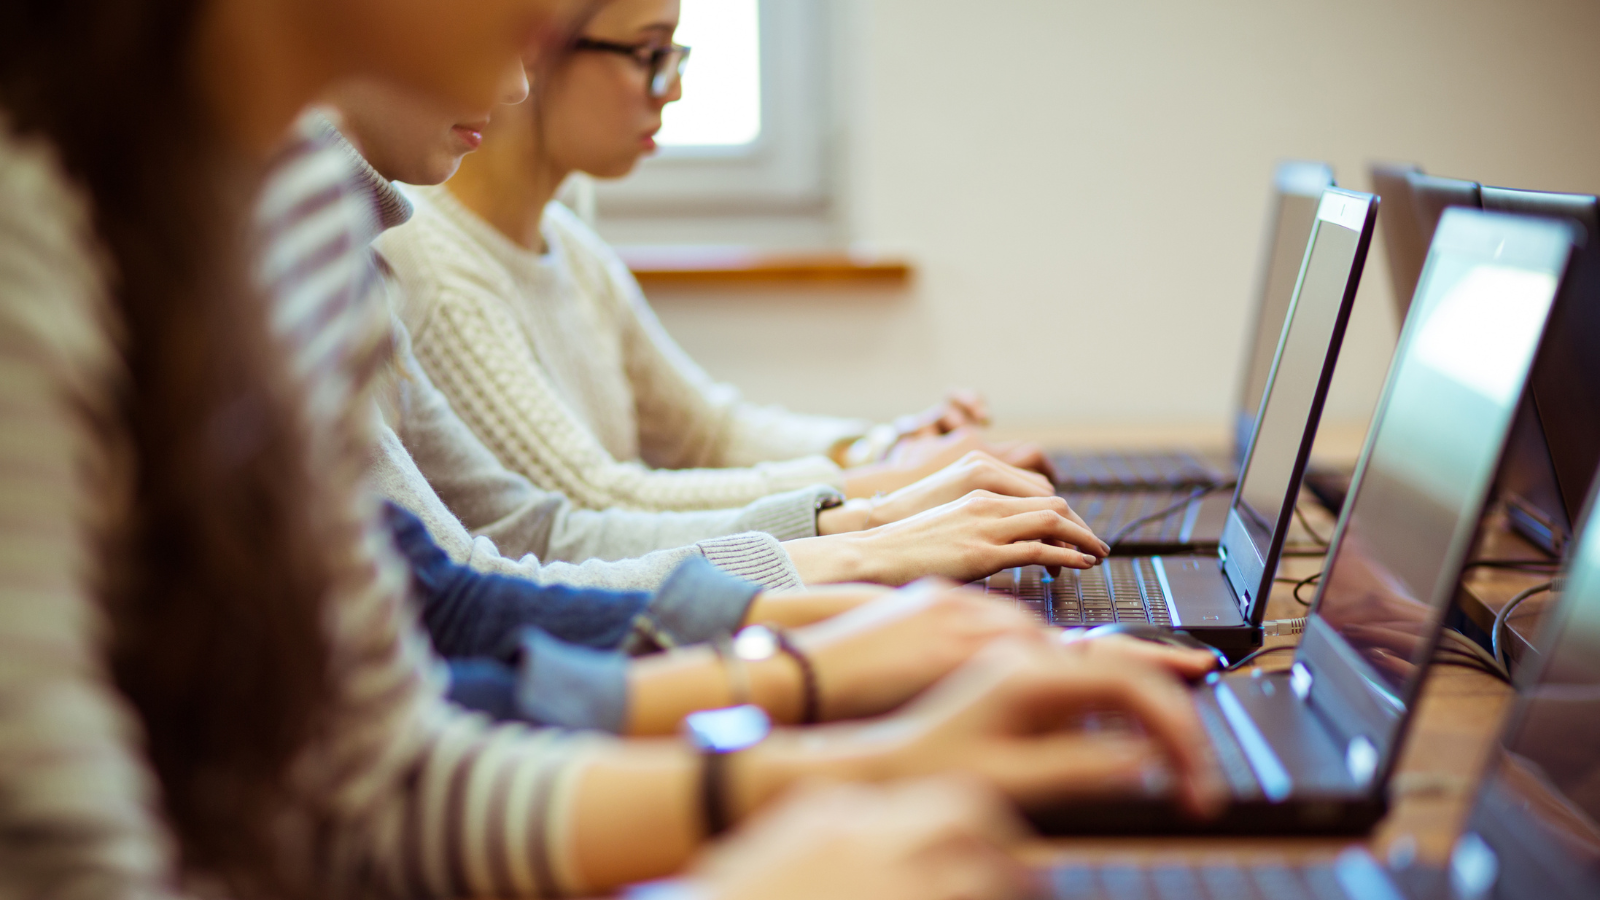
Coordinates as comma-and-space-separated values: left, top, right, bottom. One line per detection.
541, 201, 647, 317
376, 187, 521, 329
0, 115, 120, 391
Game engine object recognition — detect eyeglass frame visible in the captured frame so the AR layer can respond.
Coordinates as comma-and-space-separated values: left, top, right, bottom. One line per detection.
572, 37, 692, 99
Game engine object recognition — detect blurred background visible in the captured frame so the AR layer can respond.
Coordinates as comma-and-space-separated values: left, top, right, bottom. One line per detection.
589, 0, 1600, 447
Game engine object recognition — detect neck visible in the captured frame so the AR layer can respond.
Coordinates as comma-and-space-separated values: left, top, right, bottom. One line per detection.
448, 107, 569, 252
193, 1, 334, 158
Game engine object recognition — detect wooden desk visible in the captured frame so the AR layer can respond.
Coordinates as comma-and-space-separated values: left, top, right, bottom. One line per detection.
1022, 532, 1515, 870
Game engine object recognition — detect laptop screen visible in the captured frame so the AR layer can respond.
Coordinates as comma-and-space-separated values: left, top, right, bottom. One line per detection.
1300, 210, 1571, 760
1233, 162, 1335, 459
1454, 489, 1600, 897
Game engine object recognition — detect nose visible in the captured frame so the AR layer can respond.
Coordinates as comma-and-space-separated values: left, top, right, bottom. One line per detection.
499, 59, 532, 105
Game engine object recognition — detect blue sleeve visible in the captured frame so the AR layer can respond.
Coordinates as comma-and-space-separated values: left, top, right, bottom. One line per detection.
384, 501, 652, 659
629, 556, 763, 651
446, 629, 630, 733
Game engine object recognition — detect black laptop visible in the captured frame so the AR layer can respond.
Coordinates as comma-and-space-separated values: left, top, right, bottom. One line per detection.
1053, 161, 1335, 502
989, 188, 1377, 656
1045, 461, 1600, 900
1028, 209, 1578, 836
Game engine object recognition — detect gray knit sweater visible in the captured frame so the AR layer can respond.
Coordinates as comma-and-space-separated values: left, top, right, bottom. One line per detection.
330, 120, 836, 593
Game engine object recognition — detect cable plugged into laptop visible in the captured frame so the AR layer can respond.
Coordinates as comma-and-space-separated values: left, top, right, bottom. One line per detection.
1264, 617, 1307, 637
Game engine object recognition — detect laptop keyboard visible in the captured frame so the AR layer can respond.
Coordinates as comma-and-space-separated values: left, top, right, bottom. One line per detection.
1053, 450, 1221, 491
984, 561, 1174, 628
1066, 489, 1198, 545
1049, 859, 1349, 900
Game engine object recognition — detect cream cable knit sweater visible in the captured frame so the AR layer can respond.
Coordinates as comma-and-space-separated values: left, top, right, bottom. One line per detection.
377, 187, 876, 512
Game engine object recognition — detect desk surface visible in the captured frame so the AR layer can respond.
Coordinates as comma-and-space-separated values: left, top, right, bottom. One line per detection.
1010, 430, 1515, 870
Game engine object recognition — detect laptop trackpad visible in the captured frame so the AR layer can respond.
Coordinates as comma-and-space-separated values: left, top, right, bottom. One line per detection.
1161, 556, 1247, 627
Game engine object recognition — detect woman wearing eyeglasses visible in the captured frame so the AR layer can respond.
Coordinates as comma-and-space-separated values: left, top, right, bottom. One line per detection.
377, 0, 1062, 519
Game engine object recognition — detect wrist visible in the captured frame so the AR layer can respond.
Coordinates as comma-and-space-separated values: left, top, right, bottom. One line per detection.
729, 726, 888, 821
783, 534, 877, 585
817, 499, 874, 535
746, 655, 804, 726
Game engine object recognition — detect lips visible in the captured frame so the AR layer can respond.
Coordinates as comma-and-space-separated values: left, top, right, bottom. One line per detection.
453, 124, 486, 151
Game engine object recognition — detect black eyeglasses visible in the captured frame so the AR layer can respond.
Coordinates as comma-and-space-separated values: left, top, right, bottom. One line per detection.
573, 38, 692, 99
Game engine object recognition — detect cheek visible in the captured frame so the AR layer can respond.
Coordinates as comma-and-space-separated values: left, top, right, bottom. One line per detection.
344, 0, 551, 108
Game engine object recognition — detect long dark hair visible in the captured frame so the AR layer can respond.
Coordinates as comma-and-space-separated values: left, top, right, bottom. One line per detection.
0, 1, 334, 894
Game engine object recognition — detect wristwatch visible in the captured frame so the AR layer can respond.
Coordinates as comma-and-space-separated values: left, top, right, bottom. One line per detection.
682, 704, 772, 838
734, 625, 821, 725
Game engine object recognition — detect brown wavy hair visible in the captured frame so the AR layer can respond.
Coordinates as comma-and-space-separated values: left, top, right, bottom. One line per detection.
0, 1, 334, 895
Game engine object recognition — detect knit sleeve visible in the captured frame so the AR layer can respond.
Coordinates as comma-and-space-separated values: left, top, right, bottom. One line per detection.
412, 274, 851, 511
531, 205, 874, 473
0, 126, 182, 900
372, 317, 818, 593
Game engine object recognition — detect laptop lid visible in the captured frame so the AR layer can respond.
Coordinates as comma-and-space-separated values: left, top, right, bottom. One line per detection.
1217, 188, 1377, 628
1394, 173, 1483, 321
1371, 163, 1427, 327
1447, 471, 1600, 900
1292, 209, 1576, 793
1233, 161, 1337, 460
1484, 187, 1600, 555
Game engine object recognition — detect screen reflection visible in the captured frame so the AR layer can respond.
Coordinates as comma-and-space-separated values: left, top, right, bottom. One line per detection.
1479, 516, 1600, 879
1234, 221, 1360, 551
1313, 254, 1560, 706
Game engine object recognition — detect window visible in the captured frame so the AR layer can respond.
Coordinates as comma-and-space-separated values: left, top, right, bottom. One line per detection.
593, 0, 831, 219
655, 0, 763, 148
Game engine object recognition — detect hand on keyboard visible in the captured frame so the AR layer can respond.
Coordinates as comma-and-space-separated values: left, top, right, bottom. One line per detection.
1060, 633, 1223, 682
685, 779, 1036, 900
864, 639, 1227, 820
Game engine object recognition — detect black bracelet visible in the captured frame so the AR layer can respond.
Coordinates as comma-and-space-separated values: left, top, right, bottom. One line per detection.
700, 750, 733, 837
773, 628, 821, 725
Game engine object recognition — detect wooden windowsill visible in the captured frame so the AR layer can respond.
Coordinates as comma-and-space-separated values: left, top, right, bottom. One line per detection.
620, 246, 913, 288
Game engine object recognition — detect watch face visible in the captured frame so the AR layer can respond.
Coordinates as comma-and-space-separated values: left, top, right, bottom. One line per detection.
685, 705, 772, 754
733, 625, 779, 662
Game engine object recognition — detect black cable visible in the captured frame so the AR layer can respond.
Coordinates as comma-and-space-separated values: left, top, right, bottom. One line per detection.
1430, 654, 1514, 684
1292, 570, 1324, 606
1105, 481, 1237, 548
1226, 644, 1297, 671
1293, 504, 1330, 547
1492, 580, 1557, 670
1462, 558, 1561, 574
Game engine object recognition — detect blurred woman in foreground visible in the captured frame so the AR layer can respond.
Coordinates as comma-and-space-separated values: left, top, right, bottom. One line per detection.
0, 0, 1219, 897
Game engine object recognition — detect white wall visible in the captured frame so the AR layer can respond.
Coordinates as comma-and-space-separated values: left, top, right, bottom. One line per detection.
627, 0, 1600, 440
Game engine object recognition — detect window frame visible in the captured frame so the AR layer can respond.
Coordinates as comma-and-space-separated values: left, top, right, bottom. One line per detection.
593, 0, 831, 217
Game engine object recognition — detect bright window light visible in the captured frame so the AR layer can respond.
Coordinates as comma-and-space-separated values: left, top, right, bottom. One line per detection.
657, 0, 762, 148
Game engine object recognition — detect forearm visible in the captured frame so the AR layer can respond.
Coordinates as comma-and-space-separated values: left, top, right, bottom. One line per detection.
782, 534, 877, 585
566, 729, 884, 892
626, 648, 801, 736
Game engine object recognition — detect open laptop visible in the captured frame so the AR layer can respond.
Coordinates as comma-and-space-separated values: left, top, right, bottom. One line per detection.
1053, 161, 1334, 498
1064, 168, 1350, 552
1027, 209, 1578, 835
988, 188, 1376, 654
1045, 464, 1600, 899
1486, 188, 1600, 555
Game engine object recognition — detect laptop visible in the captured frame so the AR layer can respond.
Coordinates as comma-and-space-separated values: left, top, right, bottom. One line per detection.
1027, 209, 1578, 835
990, 188, 1377, 655
1053, 161, 1335, 501
1484, 188, 1600, 555
1065, 168, 1348, 552
1045, 465, 1600, 899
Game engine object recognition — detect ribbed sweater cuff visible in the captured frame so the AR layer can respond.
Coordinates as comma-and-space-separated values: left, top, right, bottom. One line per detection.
737, 485, 842, 542
695, 533, 804, 594
754, 455, 848, 495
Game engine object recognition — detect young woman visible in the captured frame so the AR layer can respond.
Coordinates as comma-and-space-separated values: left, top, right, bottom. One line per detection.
0, 3, 1220, 899
330, 78, 1112, 594
377, 0, 1056, 515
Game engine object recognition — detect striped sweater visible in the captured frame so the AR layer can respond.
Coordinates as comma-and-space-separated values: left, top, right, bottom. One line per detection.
377, 188, 875, 513
0, 111, 604, 898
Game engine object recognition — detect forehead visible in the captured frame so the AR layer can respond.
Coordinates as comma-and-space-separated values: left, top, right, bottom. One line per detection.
585, 0, 681, 36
